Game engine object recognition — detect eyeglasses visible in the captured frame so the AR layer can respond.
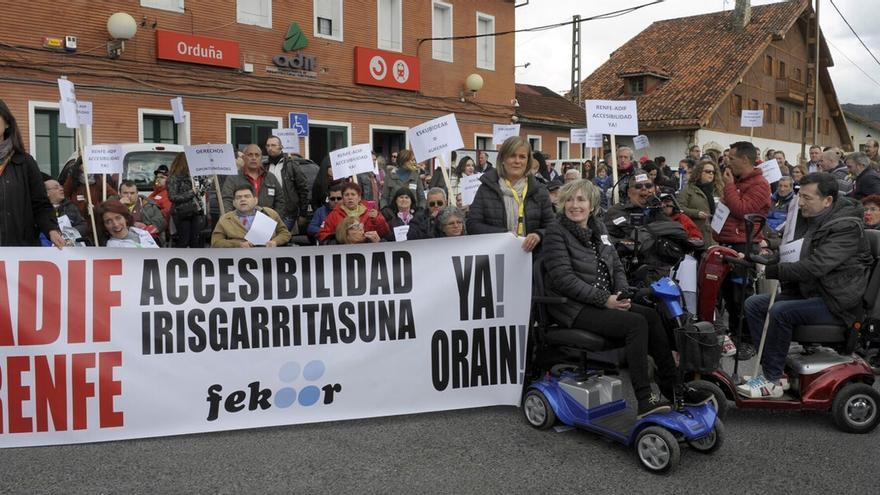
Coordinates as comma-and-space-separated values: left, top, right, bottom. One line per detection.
428, 200, 445, 207
631, 183, 653, 190
702, 169, 715, 175
328, 196, 342, 201
347, 222, 364, 231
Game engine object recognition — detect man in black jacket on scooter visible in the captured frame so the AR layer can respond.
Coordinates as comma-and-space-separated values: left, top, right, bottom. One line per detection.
737, 173, 873, 399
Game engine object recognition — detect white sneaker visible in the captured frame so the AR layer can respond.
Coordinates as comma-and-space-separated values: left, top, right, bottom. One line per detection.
721, 335, 737, 357
736, 375, 784, 399
743, 374, 790, 391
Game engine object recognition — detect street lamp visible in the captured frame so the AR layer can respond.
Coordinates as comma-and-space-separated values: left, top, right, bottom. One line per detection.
107, 12, 137, 59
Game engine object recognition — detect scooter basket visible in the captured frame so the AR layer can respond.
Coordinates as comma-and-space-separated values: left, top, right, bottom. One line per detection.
674, 322, 721, 373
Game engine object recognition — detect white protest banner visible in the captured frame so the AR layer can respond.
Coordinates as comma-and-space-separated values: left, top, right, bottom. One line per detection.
585, 99, 639, 136
759, 158, 782, 184
584, 132, 604, 148
171, 97, 185, 124
407, 113, 464, 163
711, 202, 731, 234
57, 78, 79, 128
492, 124, 520, 146
0, 234, 530, 448
393, 225, 409, 242
741, 110, 764, 128
459, 173, 483, 206
633, 134, 650, 150
570, 128, 588, 144
781, 195, 800, 244
244, 211, 277, 246
83, 144, 124, 174
76, 101, 93, 126
184, 144, 238, 176
779, 238, 804, 264
675, 255, 699, 293
330, 143, 374, 179
271, 129, 301, 154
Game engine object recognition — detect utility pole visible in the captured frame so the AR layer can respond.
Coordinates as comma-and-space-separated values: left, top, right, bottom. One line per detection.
812, 0, 821, 146
570, 15, 581, 104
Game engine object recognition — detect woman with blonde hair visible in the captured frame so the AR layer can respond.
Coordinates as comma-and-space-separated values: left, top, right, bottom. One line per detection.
677, 157, 723, 246
467, 136, 555, 252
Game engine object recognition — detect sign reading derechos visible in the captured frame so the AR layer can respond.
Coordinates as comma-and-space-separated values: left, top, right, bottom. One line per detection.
184, 144, 238, 176
156, 30, 240, 69
0, 235, 530, 448
407, 114, 464, 164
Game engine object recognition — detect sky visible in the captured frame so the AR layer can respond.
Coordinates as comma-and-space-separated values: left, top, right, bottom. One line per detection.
514, 0, 880, 105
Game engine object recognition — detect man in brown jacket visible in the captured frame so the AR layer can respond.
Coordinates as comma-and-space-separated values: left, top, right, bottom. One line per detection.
211, 183, 290, 248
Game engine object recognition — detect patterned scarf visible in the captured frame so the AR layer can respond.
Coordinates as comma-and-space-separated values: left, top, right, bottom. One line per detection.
559, 214, 611, 292
0, 137, 13, 165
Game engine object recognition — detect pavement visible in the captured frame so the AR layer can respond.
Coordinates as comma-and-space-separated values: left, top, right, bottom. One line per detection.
2, 360, 878, 494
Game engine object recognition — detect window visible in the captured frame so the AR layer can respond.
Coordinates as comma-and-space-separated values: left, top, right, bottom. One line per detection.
237, 0, 271, 28
795, 110, 802, 130
432, 1, 453, 62
627, 77, 645, 95
315, 0, 343, 41
794, 67, 802, 81
750, 99, 759, 111
143, 115, 178, 144
731, 94, 743, 116
377, 0, 401, 51
34, 109, 76, 178
557, 138, 570, 160
823, 118, 830, 135
528, 135, 542, 152
777, 106, 785, 125
476, 13, 495, 70
778, 60, 786, 79
228, 117, 281, 155
763, 103, 773, 123
764, 55, 773, 76
475, 135, 492, 150
141, 0, 184, 12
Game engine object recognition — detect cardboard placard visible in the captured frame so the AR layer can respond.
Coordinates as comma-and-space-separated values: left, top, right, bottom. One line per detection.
271, 129, 301, 154
570, 128, 588, 144
585, 99, 639, 136
83, 144, 124, 174
633, 134, 650, 150
330, 143, 375, 179
759, 158, 782, 184
184, 144, 238, 176
711, 202, 730, 234
740, 110, 764, 128
57, 78, 79, 129
406, 113, 464, 163
459, 173, 483, 206
492, 124, 520, 146
244, 210, 277, 246
171, 97, 185, 124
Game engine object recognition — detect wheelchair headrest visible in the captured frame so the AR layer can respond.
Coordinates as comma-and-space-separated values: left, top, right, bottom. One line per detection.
867, 229, 880, 259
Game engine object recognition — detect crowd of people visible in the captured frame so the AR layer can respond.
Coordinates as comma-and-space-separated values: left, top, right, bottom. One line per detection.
5, 94, 880, 417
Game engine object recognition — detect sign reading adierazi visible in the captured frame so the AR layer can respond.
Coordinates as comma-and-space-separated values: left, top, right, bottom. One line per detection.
0, 235, 530, 448
156, 30, 240, 69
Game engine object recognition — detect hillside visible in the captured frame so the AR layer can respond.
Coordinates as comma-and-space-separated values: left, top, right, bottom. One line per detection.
842, 103, 880, 123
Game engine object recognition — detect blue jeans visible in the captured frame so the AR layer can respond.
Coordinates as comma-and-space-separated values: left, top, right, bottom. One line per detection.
744, 294, 842, 381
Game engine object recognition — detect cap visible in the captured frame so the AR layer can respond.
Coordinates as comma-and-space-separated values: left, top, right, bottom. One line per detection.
154, 165, 169, 176
639, 156, 649, 164
703, 141, 723, 153
547, 179, 563, 192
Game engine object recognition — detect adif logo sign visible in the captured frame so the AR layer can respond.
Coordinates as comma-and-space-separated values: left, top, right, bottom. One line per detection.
283, 23, 308, 52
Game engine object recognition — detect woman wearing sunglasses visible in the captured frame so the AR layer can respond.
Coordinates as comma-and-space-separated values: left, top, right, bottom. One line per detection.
678, 157, 723, 246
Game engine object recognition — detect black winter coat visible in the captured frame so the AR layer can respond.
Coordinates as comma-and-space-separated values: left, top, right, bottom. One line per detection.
0, 150, 58, 246
542, 216, 628, 327
850, 167, 880, 200
466, 169, 555, 240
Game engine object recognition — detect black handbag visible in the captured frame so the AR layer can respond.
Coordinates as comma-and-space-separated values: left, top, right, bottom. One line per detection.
174, 198, 201, 219
675, 322, 722, 373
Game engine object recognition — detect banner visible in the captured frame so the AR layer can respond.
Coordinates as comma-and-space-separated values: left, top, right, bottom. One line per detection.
0, 234, 530, 448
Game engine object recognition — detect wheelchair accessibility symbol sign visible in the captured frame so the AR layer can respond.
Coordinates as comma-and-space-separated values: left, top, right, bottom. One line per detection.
288, 112, 309, 137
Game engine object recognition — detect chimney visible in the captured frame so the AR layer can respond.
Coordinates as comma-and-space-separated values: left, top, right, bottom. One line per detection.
731, 0, 751, 32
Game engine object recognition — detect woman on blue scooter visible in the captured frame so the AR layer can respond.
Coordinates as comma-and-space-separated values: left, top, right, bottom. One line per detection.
542, 179, 711, 418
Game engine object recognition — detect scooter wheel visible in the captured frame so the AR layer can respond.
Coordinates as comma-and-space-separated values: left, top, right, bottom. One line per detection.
688, 380, 730, 420
635, 426, 680, 474
688, 417, 725, 454
832, 382, 880, 434
522, 389, 556, 430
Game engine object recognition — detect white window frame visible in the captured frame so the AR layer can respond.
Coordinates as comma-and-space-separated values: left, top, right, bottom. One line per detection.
377, 0, 402, 52
303, 119, 352, 161
28, 101, 92, 152
432, 1, 454, 63
237, 0, 272, 29
557, 137, 570, 160
138, 108, 191, 145
476, 12, 495, 71
474, 133, 493, 150
528, 134, 542, 152
314, 0, 344, 42
140, 0, 185, 13
225, 113, 283, 147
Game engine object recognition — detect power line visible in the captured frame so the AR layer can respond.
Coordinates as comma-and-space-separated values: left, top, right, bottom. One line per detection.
416, 0, 665, 48
826, 38, 880, 89
828, 0, 880, 68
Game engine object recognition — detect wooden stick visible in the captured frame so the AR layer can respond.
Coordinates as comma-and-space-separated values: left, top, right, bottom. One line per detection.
102, 174, 107, 202
750, 126, 754, 144
437, 155, 452, 201
213, 174, 225, 216
76, 128, 99, 247
610, 134, 619, 205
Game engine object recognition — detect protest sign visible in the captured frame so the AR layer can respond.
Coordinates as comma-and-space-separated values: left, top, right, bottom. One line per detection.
492, 124, 520, 146
741, 110, 764, 128
83, 144, 123, 174
633, 135, 650, 150
584, 133, 604, 148
459, 173, 483, 206
184, 144, 238, 176
759, 159, 782, 184
779, 238, 804, 264
407, 114, 464, 163
244, 211, 277, 246
271, 129, 301, 154
711, 202, 730, 234
330, 143, 374, 179
393, 225, 409, 242
570, 128, 587, 144
171, 97, 185, 124
585, 100, 639, 136
76, 102, 93, 126
57, 78, 79, 128
0, 234, 530, 448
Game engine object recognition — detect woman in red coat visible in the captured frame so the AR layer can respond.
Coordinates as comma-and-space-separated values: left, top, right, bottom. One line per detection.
317, 182, 390, 244
661, 194, 703, 240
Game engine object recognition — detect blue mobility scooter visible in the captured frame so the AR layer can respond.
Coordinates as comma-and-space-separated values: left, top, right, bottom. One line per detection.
523, 260, 723, 473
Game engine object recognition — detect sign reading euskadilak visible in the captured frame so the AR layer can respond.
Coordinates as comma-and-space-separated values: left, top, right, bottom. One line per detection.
156, 30, 241, 69
585, 100, 639, 136
407, 114, 464, 164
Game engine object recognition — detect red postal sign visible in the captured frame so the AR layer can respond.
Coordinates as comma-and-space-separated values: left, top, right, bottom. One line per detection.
354, 47, 420, 91
156, 30, 240, 69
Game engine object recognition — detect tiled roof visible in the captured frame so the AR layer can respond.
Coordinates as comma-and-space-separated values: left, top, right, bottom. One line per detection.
579, 1, 807, 131
515, 83, 585, 127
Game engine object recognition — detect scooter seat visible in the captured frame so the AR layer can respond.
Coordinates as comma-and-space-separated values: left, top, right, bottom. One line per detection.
543, 328, 617, 352
792, 324, 846, 344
